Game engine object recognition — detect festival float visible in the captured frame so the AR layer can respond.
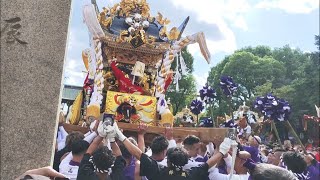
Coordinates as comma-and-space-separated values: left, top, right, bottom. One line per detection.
63, 0, 228, 144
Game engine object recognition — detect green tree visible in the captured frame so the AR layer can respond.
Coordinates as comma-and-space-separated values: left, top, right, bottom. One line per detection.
166, 74, 197, 115
207, 50, 286, 117
272, 45, 308, 84
236, 45, 272, 58
207, 38, 319, 126
221, 51, 285, 101
315, 35, 319, 50
166, 47, 197, 115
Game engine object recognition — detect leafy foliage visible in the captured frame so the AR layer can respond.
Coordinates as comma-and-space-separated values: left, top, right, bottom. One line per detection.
166, 48, 197, 115
207, 36, 320, 129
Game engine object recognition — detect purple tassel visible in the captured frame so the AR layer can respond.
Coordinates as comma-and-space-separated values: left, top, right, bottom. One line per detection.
253, 93, 291, 122
190, 99, 204, 115
220, 76, 238, 97
199, 84, 217, 104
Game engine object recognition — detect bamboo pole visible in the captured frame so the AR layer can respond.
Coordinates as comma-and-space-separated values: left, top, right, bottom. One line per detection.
197, 114, 199, 125
285, 121, 306, 153
210, 104, 214, 127
217, 117, 220, 127
271, 121, 284, 150
228, 97, 233, 118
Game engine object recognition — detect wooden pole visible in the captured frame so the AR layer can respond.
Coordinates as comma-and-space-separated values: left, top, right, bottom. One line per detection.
216, 117, 219, 128
197, 114, 199, 125
210, 104, 214, 127
228, 97, 232, 118
285, 121, 306, 153
118, 122, 228, 144
271, 121, 284, 150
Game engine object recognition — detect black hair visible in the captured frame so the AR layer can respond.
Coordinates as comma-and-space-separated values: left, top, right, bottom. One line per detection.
92, 146, 116, 171
65, 131, 85, 150
71, 140, 89, 156
150, 135, 168, 154
167, 147, 189, 167
183, 135, 200, 146
282, 151, 307, 173
251, 163, 297, 180
166, 147, 175, 156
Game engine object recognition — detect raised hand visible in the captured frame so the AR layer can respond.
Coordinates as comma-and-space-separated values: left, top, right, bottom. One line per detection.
90, 120, 99, 133
97, 121, 108, 138
219, 138, 233, 156
164, 127, 174, 140
113, 122, 127, 142
138, 123, 148, 136
58, 111, 65, 126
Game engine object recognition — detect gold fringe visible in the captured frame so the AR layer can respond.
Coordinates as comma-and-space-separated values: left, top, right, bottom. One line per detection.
160, 110, 174, 127
86, 104, 101, 119
69, 91, 83, 125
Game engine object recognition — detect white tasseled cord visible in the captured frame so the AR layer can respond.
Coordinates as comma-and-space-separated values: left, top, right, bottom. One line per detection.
179, 51, 188, 75
174, 54, 181, 91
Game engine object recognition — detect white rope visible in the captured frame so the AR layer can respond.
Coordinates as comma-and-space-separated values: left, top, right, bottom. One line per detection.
90, 40, 104, 105
174, 54, 181, 91
179, 51, 187, 75
155, 32, 211, 97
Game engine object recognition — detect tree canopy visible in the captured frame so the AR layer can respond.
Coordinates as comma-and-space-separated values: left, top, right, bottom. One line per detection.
166, 47, 197, 115
207, 35, 320, 128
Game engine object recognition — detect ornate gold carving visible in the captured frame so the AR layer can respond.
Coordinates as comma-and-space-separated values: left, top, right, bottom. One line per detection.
105, 91, 157, 125
97, 0, 176, 48
104, 46, 163, 66
156, 12, 170, 25
98, 11, 113, 28
167, 27, 180, 41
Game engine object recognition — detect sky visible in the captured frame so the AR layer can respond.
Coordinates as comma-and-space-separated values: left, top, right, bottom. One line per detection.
63, 0, 319, 92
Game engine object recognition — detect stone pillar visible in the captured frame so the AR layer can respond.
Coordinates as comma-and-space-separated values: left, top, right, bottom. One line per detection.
0, 0, 71, 178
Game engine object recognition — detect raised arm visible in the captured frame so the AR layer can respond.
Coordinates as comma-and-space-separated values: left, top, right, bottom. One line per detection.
111, 141, 122, 157
164, 127, 176, 149
84, 131, 98, 144
86, 136, 104, 155
86, 121, 107, 155
206, 138, 233, 168
137, 123, 147, 152
18, 166, 68, 180
113, 122, 143, 160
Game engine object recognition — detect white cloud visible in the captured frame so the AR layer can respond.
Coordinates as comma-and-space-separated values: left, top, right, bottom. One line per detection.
170, 0, 250, 30
169, 0, 250, 55
233, 16, 249, 31
64, 77, 77, 85
255, 0, 319, 14
193, 72, 209, 92
65, 59, 77, 71
188, 36, 237, 58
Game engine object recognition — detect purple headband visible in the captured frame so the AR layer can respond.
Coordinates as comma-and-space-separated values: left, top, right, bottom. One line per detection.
252, 135, 261, 144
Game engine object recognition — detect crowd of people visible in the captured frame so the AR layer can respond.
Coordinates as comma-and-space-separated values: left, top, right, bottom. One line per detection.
17, 112, 319, 180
